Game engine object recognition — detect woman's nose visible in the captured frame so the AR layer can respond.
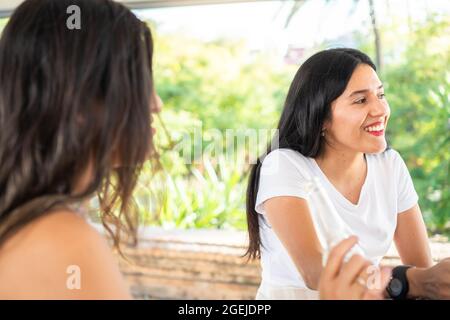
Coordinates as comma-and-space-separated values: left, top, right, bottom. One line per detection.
370, 97, 389, 117
151, 94, 163, 113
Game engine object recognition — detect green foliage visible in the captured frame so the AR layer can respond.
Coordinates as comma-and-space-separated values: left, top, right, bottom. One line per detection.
143, 15, 449, 234
135, 29, 297, 230
138, 155, 248, 230
153, 31, 294, 131
382, 16, 450, 234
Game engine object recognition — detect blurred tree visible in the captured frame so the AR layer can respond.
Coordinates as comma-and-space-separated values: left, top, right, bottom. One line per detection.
382, 16, 449, 234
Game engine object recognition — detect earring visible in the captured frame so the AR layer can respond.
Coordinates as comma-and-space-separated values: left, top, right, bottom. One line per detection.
321, 130, 326, 137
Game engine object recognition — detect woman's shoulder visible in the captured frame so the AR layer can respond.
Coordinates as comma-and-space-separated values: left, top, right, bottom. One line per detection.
262, 148, 310, 166
0, 209, 101, 254
366, 148, 408, 176
0, 209, 130, 299
366, 148, 402, 163
259, 148, 313, 180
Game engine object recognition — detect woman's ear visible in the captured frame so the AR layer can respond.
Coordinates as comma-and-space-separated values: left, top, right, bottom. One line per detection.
321, 121, 330, 134
321, 118, 332, 137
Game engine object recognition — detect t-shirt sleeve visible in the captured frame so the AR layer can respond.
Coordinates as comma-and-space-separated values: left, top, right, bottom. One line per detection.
393, 150, 419, 213
255, 149, 310, 215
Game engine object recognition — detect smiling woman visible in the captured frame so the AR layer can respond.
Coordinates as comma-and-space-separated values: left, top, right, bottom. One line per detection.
245, 48, 434, 299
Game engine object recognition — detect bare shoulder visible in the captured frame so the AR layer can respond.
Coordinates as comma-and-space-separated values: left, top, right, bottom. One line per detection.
0, 209, 131, 299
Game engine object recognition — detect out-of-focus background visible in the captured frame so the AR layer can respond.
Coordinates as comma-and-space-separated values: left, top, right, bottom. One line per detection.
140, 0, 450, 235
1, 0, 449, 299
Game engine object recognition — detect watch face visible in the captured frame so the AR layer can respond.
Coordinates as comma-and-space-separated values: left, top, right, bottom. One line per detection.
389, 278, 403, 297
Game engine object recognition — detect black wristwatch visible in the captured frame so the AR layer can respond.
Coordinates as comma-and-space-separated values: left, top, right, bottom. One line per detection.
386, 265, 413, 300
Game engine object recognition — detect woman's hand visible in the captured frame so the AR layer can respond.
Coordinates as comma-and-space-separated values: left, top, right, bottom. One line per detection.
408, 258, 450, 299
319, 236, 391, 300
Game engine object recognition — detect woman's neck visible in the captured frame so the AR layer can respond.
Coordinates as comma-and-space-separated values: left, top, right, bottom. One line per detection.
315, 147, 366, 183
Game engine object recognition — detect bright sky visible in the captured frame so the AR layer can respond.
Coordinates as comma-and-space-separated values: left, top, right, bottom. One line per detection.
136, 0, 449, 52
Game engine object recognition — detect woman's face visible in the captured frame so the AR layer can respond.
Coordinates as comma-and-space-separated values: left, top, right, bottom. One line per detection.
111, 91, 163, 168
324, 64, 390, 154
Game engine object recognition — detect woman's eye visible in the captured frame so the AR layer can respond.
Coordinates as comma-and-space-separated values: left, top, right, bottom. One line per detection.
378, 93, 386, 99
354, 98, 366, 104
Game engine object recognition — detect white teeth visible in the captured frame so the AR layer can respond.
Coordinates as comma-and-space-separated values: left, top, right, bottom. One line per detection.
364, 124, 385, 132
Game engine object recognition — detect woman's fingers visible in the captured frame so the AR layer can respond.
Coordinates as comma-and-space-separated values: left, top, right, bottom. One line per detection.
339, 254, 372, 287
321, 236, 358, 281
349, 281, 369, 299
379, 266, 393, 289
320, 237, 393, 300
362, 266, 393, 300
339, 255, 373, 300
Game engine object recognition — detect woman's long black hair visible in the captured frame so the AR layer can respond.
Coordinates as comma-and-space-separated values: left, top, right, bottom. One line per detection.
0, 0, 157, 249
245, 48, 376, 260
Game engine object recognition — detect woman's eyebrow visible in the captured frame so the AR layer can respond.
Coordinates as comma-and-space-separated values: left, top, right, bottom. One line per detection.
348, 84, 384, 97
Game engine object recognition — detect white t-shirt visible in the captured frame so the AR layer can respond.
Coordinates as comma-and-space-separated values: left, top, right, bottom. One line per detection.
255, 148, 419, 290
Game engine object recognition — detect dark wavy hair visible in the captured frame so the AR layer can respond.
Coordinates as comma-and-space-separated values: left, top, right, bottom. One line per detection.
245, 48, 377, 260
0, 0, 157, 249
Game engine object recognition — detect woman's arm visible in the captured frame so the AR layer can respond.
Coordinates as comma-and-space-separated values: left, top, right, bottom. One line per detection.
407, 258, 450, 299
394, 205, 450, 299
394, 204, 433, 268
264, 196, 323, 290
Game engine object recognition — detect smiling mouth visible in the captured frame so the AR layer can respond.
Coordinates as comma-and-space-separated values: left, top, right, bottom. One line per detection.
363, 122, 385, 137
